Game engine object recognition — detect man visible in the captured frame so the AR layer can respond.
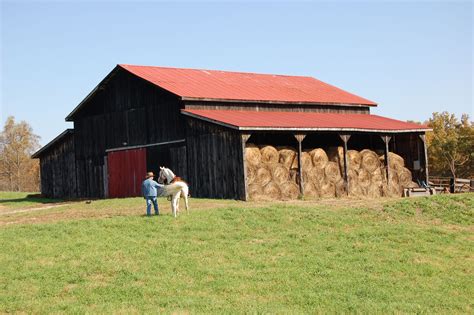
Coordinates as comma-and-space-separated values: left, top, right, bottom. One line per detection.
141, 172, 164, 216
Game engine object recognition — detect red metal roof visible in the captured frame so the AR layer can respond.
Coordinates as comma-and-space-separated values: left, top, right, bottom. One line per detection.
181, 109, 430, 132
119, 64, 377, 106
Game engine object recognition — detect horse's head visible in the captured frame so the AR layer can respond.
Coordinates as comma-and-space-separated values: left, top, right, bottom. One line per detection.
158, 166, 176, 184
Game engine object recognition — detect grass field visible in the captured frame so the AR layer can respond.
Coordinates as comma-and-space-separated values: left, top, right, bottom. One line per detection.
1, 192, 473, 313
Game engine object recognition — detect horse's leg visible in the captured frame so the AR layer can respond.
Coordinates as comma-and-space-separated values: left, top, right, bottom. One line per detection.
183, 190, 189, 212
172, 193, 180, 218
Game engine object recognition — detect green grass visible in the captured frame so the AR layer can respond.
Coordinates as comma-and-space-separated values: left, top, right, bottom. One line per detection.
0, 193, 473, 313
0, 191, 62, 209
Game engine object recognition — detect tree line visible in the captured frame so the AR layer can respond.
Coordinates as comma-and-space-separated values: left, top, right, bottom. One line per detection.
0, 112, 472, 193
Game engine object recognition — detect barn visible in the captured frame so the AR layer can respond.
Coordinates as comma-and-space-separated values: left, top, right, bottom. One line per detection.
32, 64, 430, 200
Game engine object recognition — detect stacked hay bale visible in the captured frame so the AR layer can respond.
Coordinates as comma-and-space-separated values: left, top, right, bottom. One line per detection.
245, 144, 299, 200
245, 143, 416, 200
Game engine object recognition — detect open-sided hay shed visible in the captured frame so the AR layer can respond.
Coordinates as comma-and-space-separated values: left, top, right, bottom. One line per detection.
33, 64, 430, 199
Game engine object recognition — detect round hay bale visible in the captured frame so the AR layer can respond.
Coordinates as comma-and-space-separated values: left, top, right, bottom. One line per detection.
308, 148, 328, 169
320, 181, 336, 198
304, 166, 325, 185
289, 169, 299, 184
245, 144, 261, 166
324, 161, 341, 183
397, 167, 412, 188
383, 180, 402, 197
371, 167, 384, 186
263, 181, 281, 199
287, 149, 311, 170
246, 164, 257, 185
303, 181, 319, 198
347, 150, 362, 170
366, 184, 383, 198
255, 165, 272, 186
335, 178, 346, 197
358, 169, 371, 188
407, 181, 419, 188
360, 150, 380, 173
278, 147, 297, 169
280, 181, 300, 199
270, 163, 290, 185
349, 183, 364, 197
347, 169, 359, 186
388, 168, 399, 185
248, 183, 263, 200
380, 152, 404, 171
260, 145, 279, 164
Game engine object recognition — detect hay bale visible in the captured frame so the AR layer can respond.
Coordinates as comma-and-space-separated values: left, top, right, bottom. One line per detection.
360, 150, 380, 173
380, 152, 404, 171
288, 151, 313, 170
335, 178, 346, 197
260, 145, 279, 164
383, 180, 402, 197
304, 166, 325, 185
397, 167, 412, 188
348, 183, 364, 197
320, 181, 336, 198
371, 167, 384, 187
255, 165, 272, 186
358, 169, 371, 188
248, 183, 263, 200
263, 181, 281, 199
308, 148, 329, 169
278, 147, 297, 169
289, 169, 299, 184
303, 181, 319, 198
347, 150, 362, 170
245, 144, 261, 166
324, 161, 341, 183
270, 163, 290, 185
347, 169, 359, 185
366, 184, 383, 198
246, 164, 257, 185
280, 181, 300, 199
406, 181, 419, 188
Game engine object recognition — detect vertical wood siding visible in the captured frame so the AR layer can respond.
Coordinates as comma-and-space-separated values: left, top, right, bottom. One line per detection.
38, 133, 77, 198
185, 117, 244, 200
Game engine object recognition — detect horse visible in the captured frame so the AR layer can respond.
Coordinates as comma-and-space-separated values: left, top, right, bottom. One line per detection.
157, 166, 189, 217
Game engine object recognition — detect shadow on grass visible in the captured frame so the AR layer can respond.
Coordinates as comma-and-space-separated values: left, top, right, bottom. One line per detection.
0, 195, 64, 205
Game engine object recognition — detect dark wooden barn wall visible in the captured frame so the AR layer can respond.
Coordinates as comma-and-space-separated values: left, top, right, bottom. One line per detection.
72, 69, 185, 198
184, 101, 370, 114
185, 117, 245, 200
39, 134, 77, 198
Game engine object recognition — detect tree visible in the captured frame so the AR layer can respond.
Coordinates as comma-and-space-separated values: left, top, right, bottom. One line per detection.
426, 112, 473, 178
0, 116, 41, 191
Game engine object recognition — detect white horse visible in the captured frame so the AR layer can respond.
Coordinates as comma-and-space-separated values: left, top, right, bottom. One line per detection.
157, 166, 189, 217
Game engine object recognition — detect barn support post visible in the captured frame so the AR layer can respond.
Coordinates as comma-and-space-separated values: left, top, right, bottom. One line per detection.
381, 135, 392, 185
294, 133, 307, 197
419, 134, 429, 186
241, 133, 251, 201
339, 134, 351, 195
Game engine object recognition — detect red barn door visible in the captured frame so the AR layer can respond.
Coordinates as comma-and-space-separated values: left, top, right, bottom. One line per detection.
107, 148, 147, 198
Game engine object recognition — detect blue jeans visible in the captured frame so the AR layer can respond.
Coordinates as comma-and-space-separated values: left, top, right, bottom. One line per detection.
145, 196, 159, 216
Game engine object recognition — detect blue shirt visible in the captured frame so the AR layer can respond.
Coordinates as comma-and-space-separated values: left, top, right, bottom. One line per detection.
142, 178, 164, 197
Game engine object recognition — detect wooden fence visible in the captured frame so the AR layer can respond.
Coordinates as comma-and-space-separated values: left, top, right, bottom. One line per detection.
429, 177, 474, 193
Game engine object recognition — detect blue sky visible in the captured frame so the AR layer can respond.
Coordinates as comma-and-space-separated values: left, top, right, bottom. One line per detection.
1, 1, 472, 145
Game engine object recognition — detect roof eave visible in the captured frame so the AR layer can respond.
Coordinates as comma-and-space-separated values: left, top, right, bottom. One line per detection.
182, 97, 377, 107
32, 129, 74, 159
180, 110, 431, 134
65, 65, 121, 122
